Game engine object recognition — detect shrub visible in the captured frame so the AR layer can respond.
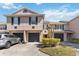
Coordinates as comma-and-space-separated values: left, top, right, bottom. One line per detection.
69, 38, 79, 44
39, 46, 76, 56
42, 38, 61, 47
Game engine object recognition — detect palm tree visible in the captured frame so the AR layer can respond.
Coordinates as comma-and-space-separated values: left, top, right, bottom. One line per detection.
48, 24, 54, 38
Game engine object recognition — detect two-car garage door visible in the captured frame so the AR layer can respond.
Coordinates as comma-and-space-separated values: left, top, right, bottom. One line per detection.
28, 33, 40, 42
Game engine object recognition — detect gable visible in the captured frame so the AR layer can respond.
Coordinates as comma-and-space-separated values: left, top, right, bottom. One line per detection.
12, 8, 38, 15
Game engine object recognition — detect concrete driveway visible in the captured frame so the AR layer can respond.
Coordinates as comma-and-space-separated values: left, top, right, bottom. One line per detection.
0, 42, 48, 56
63, 41, 79, 49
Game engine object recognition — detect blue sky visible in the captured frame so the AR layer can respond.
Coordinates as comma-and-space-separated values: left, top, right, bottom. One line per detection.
0, 3, 79, 23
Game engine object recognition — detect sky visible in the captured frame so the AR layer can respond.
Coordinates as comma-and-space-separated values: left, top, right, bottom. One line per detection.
0, 3, 79, 23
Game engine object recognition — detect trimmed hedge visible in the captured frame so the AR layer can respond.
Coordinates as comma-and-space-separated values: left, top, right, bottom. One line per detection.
69, 38, 79, 44
42, 38, 61, 47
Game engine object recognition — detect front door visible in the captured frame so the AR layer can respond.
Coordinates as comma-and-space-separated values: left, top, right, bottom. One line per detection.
54, 33, 64, 41
28, 33, 40, 42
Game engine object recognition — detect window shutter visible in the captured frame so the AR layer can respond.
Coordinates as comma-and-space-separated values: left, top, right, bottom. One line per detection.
36, 16, 38, 24
29, 17, 31, 25
18, 17, 20, 25
11, 17, 14, 25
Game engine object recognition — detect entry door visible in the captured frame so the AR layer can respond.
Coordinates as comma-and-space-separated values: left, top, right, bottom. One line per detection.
54, 33, 64, 41
28, 33, 40, 42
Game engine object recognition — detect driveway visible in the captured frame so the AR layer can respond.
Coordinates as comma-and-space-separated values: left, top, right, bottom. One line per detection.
63, 41, 79, 49
0, 42, 48, 56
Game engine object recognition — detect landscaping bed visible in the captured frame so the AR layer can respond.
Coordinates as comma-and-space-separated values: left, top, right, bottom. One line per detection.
39, 46, 76, 56
69, 38, 79, 44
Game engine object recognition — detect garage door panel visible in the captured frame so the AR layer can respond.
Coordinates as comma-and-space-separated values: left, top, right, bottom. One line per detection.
13, 33, 24, 41
28, 33, 39, 42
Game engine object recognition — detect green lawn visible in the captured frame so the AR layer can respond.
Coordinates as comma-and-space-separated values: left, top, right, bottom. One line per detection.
39, 46, 76, 56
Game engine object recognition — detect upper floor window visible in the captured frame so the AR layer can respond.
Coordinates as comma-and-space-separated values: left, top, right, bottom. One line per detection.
54, 25, 64, 30
60, 25, 64, 30
54, 25, 59, 29
29, 16, 38, 25
11, 17, 20, 25
13, 17, 18, 25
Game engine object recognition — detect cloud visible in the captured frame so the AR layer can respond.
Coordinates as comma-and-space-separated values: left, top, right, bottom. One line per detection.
36, 3, 42, 5
0, 3, 22, 9
43, 5, 79, 22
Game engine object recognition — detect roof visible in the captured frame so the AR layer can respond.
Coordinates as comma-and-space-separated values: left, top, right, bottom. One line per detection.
68, 16, 79, 23
12, 7, 38, 14
5, 8, 44, 17
64, 30, 74, 33
48, 22, 66, 25
0, 23, 7, 25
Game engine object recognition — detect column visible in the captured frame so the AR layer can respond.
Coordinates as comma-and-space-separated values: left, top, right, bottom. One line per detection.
52, 29, 54, 38
64, 33, 67, 41
24, 31, 27, 43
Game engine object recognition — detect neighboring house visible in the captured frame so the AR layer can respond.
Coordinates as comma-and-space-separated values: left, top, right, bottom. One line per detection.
0, 23, 7, 31
44, 16, 79, 41
5, 8, 44, 43
47, 22, 74, 41
68, 16, 79, 39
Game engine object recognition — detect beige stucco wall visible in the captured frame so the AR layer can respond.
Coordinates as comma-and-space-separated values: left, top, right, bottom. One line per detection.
7, 16, 44, 31
68, 17, 79, 38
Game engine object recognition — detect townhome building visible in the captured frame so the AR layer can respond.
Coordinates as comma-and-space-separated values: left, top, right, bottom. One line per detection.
5, 8, 44, 43
47, 22, 73, 41
5, 8, 79, 42
47, 16, 79, 41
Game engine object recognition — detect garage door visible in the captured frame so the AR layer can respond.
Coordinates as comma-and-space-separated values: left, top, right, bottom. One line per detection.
13, 33, 24, 42
28, 33, 40, 42
54, 33, 64, 41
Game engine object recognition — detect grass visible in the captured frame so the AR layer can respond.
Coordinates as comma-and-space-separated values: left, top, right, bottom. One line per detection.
39, 46, 76, 56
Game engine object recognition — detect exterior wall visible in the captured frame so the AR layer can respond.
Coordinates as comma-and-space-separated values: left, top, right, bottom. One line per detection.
7, 16, 44, 31
64, 24, 69, 30
68, 17, 79, 38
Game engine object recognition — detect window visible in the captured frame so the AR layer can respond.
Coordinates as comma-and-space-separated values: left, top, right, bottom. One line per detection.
11, 17, 20, 25
60, 25, 64, 30
54, 25, 64, 30
29, 16, 38, 25
0, 35, 1, 38
31, 16, 36, 24
54, 25, 59, 29
13, 17, 18, 25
